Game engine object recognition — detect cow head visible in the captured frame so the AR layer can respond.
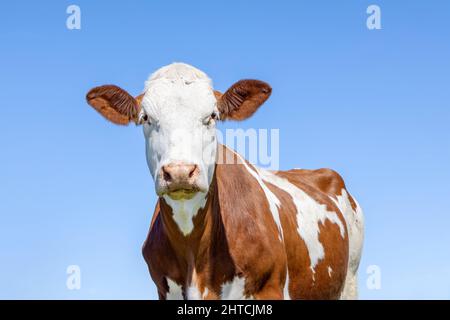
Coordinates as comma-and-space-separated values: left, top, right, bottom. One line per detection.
86, 63, 271, 201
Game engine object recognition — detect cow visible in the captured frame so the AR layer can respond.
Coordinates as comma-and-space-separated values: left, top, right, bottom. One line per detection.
86, 63, 364, 300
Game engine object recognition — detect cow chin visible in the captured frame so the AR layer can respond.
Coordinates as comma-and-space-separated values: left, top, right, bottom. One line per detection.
167, 189, 198, 200
156, 183, 208, 200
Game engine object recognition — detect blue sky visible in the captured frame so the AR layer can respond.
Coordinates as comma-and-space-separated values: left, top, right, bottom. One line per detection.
0, 0, 449, 299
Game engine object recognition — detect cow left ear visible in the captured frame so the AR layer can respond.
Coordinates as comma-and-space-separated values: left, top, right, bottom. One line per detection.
214, 79, 272, 121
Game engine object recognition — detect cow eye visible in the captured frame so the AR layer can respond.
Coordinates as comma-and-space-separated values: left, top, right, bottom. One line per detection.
139, 113, 152, 125
143, 114, 151, 124
204, 112, 218, 126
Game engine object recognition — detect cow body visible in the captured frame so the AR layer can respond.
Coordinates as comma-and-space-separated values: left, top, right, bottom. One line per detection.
86, 62, 364, 300
142, 144, 364, 300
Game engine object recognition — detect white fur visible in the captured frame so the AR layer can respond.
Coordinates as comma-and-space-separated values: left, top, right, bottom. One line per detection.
166, 278, 183, 300
339, 272, 358, 300
186, 285, 202, 300
220, 276, 253, 300
202, 288, 209, 299
186, 268, 204, 300
283, 272, 291, 299
331, 189, 364, 299
331, 190, 364, 276
256, 169, 346, 271
167, 275, 254, 300
141, 63, 218, 234
328, 266, 333, 278
163, 192, 207, 236
142, 63, 218, 197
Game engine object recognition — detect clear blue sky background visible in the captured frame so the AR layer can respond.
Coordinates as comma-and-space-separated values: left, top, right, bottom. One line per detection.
1, 0, 449, 299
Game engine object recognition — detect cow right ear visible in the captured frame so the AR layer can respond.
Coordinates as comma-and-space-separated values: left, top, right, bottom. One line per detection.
86, 85, 143, 125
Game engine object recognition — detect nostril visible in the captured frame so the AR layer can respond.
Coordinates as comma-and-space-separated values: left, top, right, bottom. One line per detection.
188, 165, 198, 178
164, 171, 171, 181
162, 164, 198, 185
162, 166, 172, 182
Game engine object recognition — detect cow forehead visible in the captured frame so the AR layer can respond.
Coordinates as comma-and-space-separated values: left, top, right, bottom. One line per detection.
146, 62, 212, 85
142, 81, 216, 118
142, 63, 216, 119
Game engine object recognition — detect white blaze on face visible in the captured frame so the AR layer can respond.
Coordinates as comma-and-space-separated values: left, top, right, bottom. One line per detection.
141, 63, 218, 197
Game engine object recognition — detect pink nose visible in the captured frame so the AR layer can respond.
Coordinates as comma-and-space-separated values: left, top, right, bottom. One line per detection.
161, 163, 200, 191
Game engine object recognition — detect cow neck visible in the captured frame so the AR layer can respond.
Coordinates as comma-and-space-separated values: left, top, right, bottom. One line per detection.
159, 169, 219, 261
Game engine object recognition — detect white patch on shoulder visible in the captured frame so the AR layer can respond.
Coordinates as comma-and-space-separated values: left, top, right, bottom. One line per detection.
256, 169, 346, 270
233, 152, 283, 241
166, 278, 183, 300
163, 192, 207, 236
328, 266, 333, 278
220, 276, 254, 300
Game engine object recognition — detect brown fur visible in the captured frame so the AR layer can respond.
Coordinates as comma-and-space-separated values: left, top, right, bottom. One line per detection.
86, 85, 142, 125
215, 80, 272, 121
280, 168, 358, 211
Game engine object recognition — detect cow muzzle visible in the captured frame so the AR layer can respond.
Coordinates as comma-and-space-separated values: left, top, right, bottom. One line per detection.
157, 162, 204, 200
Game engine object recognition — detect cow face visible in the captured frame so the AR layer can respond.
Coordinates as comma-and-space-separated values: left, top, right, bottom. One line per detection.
86, 63, 271, 200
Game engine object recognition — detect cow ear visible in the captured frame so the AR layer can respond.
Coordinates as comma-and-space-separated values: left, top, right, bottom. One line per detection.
215, 79, 272, 121
86, 85, 143, 125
